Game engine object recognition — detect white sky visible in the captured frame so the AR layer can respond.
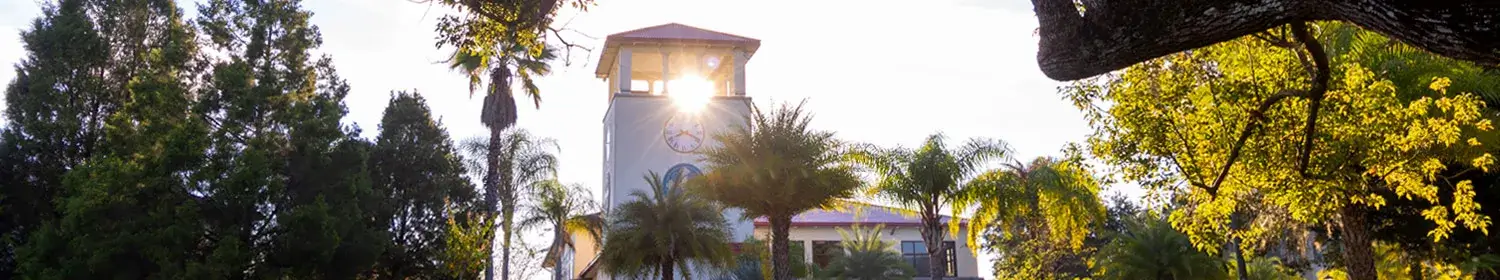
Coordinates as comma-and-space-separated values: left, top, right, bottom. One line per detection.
0, 0, 1144, 277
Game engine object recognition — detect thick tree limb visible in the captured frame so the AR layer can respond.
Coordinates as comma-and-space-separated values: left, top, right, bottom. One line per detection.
1203, 22, 1332, 197
1290, 22, 1330, 177
1033, 0, 1500, 81
1207, 90, 1302, 196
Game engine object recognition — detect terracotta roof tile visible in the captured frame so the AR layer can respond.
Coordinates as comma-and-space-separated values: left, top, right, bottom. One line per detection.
753, 202, 968, 227
606, 23, 759, 43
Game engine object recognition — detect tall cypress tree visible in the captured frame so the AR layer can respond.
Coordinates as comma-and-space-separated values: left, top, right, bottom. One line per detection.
194, 0, 385, 277
12, 0, 211, 278
370, 91, 479, 278
0, 0, 120, 275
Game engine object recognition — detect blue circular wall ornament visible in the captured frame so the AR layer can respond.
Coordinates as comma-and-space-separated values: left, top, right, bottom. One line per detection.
661, 163, 703, 192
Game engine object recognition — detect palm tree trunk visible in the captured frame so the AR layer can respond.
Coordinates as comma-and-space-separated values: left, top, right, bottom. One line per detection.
770, 215, 793, 280
923, 216, 945, 280
502, 202, 515, 280
484, 126, 502, 280
554, 227, 567, 280
661, 257, 676, 280
1340, 203, 1378, 280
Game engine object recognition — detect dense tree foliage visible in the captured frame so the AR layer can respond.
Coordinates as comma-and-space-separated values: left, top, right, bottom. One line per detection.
13, 0, 207, 277
1066, 22, 1499, 280
191, 0, 389, 277
693, 101, 862, 280
0, 0, 551, 278
371, 91, 479, 278
0, 0, 140, 274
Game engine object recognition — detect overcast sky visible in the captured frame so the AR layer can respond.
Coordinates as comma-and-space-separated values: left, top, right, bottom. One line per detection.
0, 0, 1137, 276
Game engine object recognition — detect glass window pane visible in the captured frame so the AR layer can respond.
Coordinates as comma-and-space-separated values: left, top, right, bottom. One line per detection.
944, 241, 957, 276
914, 256, 931, 277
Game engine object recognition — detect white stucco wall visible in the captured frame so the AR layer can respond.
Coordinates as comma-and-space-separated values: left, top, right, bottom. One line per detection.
752, 225, 982, 279
602, 94, 754, 239
598, 95, 753, 280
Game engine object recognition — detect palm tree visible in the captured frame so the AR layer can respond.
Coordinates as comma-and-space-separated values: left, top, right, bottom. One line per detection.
956, 156, 1107, 256
1094, 217, 1228, 280
458, 129, 558, 280
448, 39, 557, 132
599, 172, 734, 279
693, 101, 863, 280
812, 224, 915, 280
518, 180, 602, 280
850, 133, 1009, 279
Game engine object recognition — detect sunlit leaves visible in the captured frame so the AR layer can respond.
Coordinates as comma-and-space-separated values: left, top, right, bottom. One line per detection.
958, 157, 1105, 252
1065, 22, 1500, 250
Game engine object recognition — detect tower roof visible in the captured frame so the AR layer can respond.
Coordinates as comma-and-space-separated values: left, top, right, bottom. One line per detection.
594, 23, 761, 77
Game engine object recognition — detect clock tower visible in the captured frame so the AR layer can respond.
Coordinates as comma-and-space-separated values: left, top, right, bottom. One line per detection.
596, 23, 759, 242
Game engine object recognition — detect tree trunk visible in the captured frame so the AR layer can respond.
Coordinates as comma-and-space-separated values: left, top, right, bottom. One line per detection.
769, 215, 793, 280
1233, 237, 1250, 280
661, 257, 676, 280
1029, 0, 1500, 81
486, 126, 504, 280
554, 227, 567, 280
502, 200, 515, 280
1340, 204, 1378, 280
923, 216, 945, 280
484, 126, 504, 280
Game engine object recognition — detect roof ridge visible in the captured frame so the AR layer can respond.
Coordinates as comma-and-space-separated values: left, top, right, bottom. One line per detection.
606, 22, 758, 42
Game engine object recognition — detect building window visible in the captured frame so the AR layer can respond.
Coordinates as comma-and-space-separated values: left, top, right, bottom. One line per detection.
900, 241, 956, 277
811, 241, 843, 268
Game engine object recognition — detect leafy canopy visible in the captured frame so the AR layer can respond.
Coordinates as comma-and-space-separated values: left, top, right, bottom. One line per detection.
1065, 22, 1498, 251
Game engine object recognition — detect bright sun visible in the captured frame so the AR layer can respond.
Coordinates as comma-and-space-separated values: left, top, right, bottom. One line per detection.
669, 75, 714, 112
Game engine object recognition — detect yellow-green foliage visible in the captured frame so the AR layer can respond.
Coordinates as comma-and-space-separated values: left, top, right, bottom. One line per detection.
1066, 23, 1497, 251
1317, 242, 1474, 280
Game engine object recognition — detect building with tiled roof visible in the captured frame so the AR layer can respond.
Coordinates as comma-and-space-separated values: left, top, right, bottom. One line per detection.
750, 202, 983, 280
548, 23, 982, 280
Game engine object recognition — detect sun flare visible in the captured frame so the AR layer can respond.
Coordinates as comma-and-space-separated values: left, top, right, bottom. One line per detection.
669, 75, 714, 112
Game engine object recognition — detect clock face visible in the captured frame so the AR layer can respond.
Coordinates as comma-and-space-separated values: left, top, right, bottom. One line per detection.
663, 114, 706, 153
661, 163, 704, 192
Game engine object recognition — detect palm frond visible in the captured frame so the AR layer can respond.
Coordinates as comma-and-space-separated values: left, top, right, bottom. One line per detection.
601, 172, 735, 277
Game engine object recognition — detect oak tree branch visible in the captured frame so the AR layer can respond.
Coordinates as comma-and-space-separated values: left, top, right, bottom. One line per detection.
1031, 0, 1500, 81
